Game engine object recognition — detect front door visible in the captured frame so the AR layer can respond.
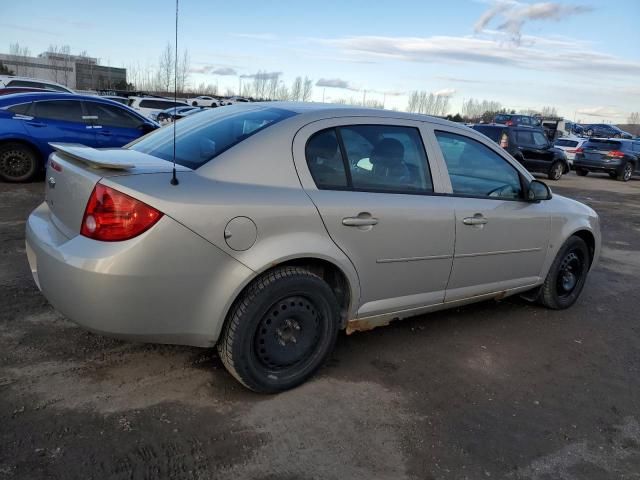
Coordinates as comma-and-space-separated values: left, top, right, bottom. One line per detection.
294, 121, 455, 318
84, 101, 146, 147
432, 129, 550, 301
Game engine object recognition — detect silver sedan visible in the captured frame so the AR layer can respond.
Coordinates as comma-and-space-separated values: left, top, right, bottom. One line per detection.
26, 103, 601, 392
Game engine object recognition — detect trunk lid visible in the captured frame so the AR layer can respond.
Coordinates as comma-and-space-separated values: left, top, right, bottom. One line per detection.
44, 143, 189, 238
582, 140, 621, 162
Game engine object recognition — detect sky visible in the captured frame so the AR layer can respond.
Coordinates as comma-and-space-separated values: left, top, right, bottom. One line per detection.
1, 0, 639, 122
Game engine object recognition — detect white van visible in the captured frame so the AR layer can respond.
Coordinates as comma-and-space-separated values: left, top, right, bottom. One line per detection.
128, 96, 188, 120
0, 75, 74, 93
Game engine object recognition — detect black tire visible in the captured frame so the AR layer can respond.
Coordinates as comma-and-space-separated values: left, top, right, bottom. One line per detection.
575, 167, 589, 176
539, 236, 590, 310
617, 162, 633, 182
191, 101, 198, 106
217, 266, 340, 393
548, 161, 564, 180
0, 142, 39, 183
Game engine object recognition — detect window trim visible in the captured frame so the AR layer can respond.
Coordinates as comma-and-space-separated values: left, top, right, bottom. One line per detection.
305, 123, 435, 195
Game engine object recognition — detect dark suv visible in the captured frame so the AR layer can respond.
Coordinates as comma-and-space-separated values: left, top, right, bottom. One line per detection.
574, 139, 640, 181
493, 114, 541, 127
472, 124, 570, 180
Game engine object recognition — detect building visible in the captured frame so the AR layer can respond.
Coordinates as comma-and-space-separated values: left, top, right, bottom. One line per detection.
0, 51, 126, 91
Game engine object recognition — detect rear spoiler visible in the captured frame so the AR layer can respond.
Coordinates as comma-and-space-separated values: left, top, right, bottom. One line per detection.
49, 143, 135, 170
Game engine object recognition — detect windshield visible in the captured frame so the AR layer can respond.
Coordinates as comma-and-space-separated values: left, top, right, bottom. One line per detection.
129, 105, 296, 169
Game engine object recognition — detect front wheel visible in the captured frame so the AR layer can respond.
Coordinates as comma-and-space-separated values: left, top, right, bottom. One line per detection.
575, 167, 589, 176
539, 236, 590, 309
0, 142, 39, 182
548, 161, 564, 180
617, 162, 633, 182
217, 267, 340, 393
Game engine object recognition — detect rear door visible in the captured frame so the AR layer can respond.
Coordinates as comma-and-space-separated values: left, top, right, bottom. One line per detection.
430, 128, 550, 301
24, 99, 96, 151
84, 101, 146, 147
293, 118, 455, 318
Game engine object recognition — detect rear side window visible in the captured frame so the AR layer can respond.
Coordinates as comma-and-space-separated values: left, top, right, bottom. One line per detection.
33, 100, 83, 122
306, 125, 433, 194
435, 130, 522, 200
7, 103, 32, 115
515, 130, 534, 145
139, 100, 183, 109
555, 139, 578, 147
86, 102, 144, 128
130, 106, 296, 169
7, 80, 43, 89
472, 126, 504, 143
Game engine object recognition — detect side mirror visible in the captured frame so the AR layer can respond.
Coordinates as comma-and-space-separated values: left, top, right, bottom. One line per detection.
527, 180, 552, 202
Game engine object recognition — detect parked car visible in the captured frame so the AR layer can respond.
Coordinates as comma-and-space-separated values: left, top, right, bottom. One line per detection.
25, 104, 600, 392
574, 138, 640, 181
553, 136, 589, 167
583, 124, 633, 139
189, 96, 220, 107
472, 124, 570, 180
493, 114, 541, 127
0, 75, 74, 93
100, 95, 129, 105
127, 96, 189, 120
0, 87, 48, 96
156, 106, 203, 124
224, 96, 250, 105
0, 92, 158, 182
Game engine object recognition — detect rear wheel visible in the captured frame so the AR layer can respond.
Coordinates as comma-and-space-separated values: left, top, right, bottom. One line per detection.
0, 142, 39, 183
575, 167, 588, 176
617, 162, 633, 182
539, 236, 590, 309
192, 101, 198, 106
217, 266, 340, 393
548, 161, 564, 180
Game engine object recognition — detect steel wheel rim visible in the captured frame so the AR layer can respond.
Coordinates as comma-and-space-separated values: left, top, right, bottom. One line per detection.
556, 250, 584, 298
0, 149, 32, 178
553, 163, 563, 179
624, 163, 632, 181
254, 295, 323, 371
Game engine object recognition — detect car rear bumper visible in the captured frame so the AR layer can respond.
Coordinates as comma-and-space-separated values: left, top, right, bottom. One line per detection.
26, 201, 254, 347
574, 159, 623, 172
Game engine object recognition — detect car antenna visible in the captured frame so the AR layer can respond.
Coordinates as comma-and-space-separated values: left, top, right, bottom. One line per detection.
170, 0, 179, 186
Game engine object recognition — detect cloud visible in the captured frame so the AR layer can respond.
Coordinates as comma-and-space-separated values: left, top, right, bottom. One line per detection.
211, 67, 237, 76
474, 1, 593, 43
239, 71, 282, 80
316, 78, 358, 90
434, 88, 457, 97
576, 106, 621, 118
435, 75, 488, 84
321, 34, 640, 77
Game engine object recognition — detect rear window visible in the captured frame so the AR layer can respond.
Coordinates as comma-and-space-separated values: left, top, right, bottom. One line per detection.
494, 114, 511, 123
584, 140, 621, 151
130, 106, 296, 169
472, 126, 504, 143
555, 139, 578, 147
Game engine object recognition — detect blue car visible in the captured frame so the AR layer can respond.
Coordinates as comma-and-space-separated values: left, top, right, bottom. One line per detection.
583, 123, 633, 139
0, 92, 158, 182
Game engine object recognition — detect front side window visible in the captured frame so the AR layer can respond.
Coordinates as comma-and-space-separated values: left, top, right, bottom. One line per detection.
86, 102, 144, 128
435, 130, 522, 200
130, 106, 296, 169
34, 100, 84, 122
515, 130, 534, 145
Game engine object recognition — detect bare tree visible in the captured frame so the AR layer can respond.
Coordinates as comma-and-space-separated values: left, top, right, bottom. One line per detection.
176, 49, 190, 93
290, 77, 302, 101
10, 42, 33, 76
60, 45, 72, 86
540, 106, 558, 118
627, 112, 640, 124
267, 75, 279, 100
302, 77, 313, 102
158, 42, 174, 93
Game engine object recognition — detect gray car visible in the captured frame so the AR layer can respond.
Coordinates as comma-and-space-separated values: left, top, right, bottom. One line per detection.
26, 103, 601, 393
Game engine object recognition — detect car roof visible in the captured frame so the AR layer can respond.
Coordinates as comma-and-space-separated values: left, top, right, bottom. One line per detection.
0, 91, 147, 110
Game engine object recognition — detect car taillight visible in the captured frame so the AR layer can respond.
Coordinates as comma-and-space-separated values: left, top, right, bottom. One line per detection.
505, 120, 513, 126
575, 147, 583, 154
607, 150, 625, 158
81, 183, 163, 241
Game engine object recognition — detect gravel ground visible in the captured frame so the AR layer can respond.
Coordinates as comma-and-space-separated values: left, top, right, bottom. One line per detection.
1, 172, 639, 480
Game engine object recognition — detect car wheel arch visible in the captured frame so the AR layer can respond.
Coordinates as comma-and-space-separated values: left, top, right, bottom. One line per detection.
568, 229, 596, 269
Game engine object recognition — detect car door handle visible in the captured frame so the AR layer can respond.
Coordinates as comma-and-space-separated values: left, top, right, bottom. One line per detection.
463, 215, 488, 226
26, 121, 46, 128
342, 216, 379, 227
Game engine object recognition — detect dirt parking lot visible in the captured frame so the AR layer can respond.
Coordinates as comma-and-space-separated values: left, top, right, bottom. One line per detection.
1, 172, 639, 480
